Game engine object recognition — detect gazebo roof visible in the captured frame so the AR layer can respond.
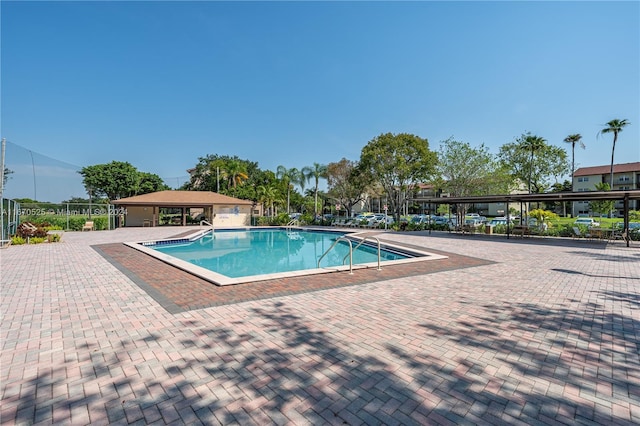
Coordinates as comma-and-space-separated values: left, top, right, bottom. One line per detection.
112, 190, 253, 206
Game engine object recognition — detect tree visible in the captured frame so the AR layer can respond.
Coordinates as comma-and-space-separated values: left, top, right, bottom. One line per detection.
498, 134, 569, 194
563, 134, 584, 182
185, 155, 261, 202
436, 138, 512, 220
302, 163, 327, 218
547, 180, 572, 215
257, 184, 279, 216
79, 161, 167, 201
326, 158, 368, 218
358, 133, 436, 222
528, 209, 559, 231
79, 161, 139, 201
62, 196, 91, 204
138, 172, 170, 194
589, 182, 615, 217
436, 138, 512, 197
223, 159, 249, 188
522, 134, 547, 194
599, 119, 630, 189
276, 166, 301, 213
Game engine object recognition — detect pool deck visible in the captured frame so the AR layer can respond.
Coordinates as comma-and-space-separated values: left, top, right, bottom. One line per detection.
1, 227, 639, 425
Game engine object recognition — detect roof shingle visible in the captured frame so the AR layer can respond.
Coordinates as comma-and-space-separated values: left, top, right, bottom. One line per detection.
573, 162, 640, 177
113, 190, 253, 206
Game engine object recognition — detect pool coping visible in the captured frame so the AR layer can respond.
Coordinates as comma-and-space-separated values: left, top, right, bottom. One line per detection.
124, 227, 448, 286
93, 240, 492, 313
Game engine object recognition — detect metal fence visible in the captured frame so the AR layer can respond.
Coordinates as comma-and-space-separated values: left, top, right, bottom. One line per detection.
1, 198, 20, 245
6, 202, 126, 232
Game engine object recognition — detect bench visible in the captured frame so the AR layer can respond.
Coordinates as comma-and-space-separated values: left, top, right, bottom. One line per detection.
82, 221, 94, 231
512, 225, 531, 237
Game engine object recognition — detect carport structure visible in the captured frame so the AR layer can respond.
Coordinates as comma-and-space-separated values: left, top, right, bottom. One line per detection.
413, 189, 640, 247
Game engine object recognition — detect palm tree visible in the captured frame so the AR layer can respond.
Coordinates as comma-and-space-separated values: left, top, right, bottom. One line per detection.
302, 163, 327, 218
599, 119, 630, 190
563, 134, 584, 181
521, 134, 546, 194
276, 165, 300, 213
223, 160, 248, 188
257, 184, 278, 216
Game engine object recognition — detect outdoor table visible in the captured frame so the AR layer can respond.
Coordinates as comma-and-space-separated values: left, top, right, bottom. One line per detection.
590, 227, 616, 241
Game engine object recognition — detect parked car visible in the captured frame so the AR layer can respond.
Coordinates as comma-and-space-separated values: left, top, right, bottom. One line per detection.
488, 217, 512, 226
464, 218, 483, 227
411, 214, 429, 224
374, 213, 394, 225
574, 218, 600, 227
432, 216, 447, 224
614, 222, 640, 233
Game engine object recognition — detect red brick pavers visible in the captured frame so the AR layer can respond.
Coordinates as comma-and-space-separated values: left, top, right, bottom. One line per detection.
1, 227, 639, 425
93, 241, 491, 313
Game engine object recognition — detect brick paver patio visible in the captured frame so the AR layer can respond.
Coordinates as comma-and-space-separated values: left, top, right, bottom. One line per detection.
1, 227, 639, 425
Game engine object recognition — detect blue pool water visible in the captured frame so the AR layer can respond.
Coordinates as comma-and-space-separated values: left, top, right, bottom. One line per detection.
151, 228, 411, 278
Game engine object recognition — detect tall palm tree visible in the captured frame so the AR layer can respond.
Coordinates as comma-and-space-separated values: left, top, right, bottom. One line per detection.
522, 134, 546, 194
257, 184, 278, 216
302, 163, 327, 218
276, 165, 300, 213
563, 134, 584, 182
599, 119, 630, 190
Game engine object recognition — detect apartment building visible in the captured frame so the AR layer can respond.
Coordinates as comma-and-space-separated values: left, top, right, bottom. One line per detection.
572, 162, 640, 216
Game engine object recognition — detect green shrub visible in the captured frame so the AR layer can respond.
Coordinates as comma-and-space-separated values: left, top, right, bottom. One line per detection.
47, 233, 62, 243
11, 236, 26, 245
93, 217, 108, 230
29, 237, 46, 244
275, 213, 291, 225
256, 216, 271, 226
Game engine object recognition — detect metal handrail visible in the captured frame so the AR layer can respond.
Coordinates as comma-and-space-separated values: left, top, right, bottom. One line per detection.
344, 233, 382, 271
200, 220, 214, 233
317, 236, 354, 274
285, 218, 299, 231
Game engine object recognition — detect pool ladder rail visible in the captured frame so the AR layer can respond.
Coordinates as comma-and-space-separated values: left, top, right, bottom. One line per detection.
200, 220, 214, 235
317, 232, 382, 274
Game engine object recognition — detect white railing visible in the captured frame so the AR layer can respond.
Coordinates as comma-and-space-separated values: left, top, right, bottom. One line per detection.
344, 233, 382, 271
317, 236, 354, 274
317, 231, 383, 274
200, 220, 214, 233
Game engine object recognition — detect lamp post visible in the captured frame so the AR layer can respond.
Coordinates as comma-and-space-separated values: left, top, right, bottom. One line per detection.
87, 187, 93, 219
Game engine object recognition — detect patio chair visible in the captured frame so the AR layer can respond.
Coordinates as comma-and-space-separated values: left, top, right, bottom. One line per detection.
364, 218, 379, 229
572, 226, 590, 239
82, 221, 94, 231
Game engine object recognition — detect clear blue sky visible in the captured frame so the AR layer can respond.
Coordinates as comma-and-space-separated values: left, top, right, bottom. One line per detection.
1, 1, 639, 202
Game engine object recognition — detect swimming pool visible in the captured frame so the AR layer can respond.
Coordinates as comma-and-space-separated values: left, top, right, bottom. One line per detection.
127, 227, 447, 285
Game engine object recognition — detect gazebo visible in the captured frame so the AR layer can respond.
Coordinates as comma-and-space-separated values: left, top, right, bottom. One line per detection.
112, 191, 255, 227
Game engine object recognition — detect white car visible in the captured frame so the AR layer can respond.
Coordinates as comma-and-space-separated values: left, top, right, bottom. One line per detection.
574, 218, 600, 227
